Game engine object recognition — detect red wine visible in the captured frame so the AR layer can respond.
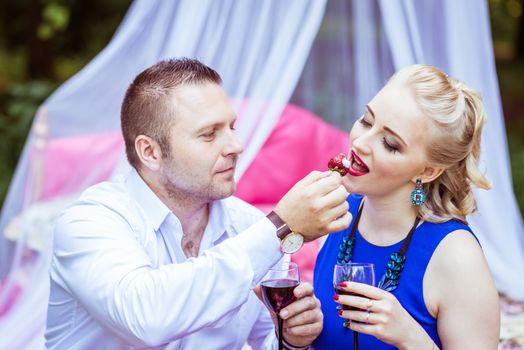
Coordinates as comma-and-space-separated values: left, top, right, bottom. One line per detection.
334, 287, 359, 311
261, 278, 299, 313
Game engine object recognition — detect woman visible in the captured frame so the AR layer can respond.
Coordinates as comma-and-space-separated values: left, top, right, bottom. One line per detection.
313, 65, 500, 349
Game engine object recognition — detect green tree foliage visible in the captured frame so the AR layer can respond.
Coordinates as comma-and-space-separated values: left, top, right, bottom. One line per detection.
490, 0, 523, 58
490, 0, 524, 213
0, 0, 131, 207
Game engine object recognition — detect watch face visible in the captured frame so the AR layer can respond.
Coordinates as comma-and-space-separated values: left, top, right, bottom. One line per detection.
281, 233, 304, 254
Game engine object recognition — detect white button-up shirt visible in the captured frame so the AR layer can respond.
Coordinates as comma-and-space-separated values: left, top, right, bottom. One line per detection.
45, 169, 284, 349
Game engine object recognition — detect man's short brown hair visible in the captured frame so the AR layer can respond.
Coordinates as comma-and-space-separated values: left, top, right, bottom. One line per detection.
120, 58, 222, 169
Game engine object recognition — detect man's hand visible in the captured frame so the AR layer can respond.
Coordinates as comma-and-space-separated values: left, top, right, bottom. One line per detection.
255, 282, 323, 348
279, 282, 323, 348
274, 171, 351, 241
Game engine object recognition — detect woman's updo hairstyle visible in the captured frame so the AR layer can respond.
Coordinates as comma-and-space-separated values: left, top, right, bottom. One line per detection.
390, 64, 491, 223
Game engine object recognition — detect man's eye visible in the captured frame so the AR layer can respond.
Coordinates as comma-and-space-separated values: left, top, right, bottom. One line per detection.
202, 131, 216, 139
382, 138, 399, 153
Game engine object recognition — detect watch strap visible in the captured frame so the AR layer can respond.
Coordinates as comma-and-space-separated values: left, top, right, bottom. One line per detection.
266, 211, 292, 239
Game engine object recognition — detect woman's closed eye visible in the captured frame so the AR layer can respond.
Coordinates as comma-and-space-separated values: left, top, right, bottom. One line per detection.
358, 114, 401, 153
359, 117, 372, 127
382, 137, 399, 153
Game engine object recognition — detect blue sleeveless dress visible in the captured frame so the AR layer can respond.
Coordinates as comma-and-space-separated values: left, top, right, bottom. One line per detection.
313, 194, 474, 349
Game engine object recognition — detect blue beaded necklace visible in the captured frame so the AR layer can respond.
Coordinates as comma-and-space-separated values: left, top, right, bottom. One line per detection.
337, 202, 421, 292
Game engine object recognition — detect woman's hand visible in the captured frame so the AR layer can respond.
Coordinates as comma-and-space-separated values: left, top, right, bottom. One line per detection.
334, 282, 435, 350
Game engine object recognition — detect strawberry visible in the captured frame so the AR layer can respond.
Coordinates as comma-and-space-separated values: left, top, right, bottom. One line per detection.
328, 153, 350, 176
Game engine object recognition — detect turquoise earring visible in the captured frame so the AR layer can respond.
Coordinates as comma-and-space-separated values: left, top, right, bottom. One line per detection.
411, 179, 426, 206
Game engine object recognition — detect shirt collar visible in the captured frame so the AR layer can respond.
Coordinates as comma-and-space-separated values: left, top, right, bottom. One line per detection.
125, 168, 171, 231
125, 168, 234, 243
207, 199, 233, 244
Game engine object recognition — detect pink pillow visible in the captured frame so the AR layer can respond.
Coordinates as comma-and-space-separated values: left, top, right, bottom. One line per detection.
236, 103, 349, 205
37, 131, 124, 200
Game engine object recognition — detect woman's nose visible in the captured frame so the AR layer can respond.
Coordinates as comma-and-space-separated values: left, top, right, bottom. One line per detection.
351, 131, 372, 155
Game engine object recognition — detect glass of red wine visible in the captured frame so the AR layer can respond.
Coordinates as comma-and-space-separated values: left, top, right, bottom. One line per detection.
333, 262, 375, 350
261, 261, 300, 350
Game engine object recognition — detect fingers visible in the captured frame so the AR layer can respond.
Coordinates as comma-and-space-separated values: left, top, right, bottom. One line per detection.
280, 294, 319, 320
334, 282, 391, 315
316, 185, 349, 210
326, 211, 352, 233
337, 308, 380, 338
293, 282, 314, 299
302, 183, 349, 235
252, 284, 263, 302
335, 308, 379, 337
341, 281, 388, 301
279, 282, 323, 346
317, 195, 350, 233
280, 283, 318, 318
284, 319, 323, 337
282, 285, 323, 329
284, 308, 321, 328
300, 170, 333, 186
335, 293, 373, 311
347, 320, 375, 335
274, 170, 349, 239
316, 172, 345, 197
338, 309, 374, 324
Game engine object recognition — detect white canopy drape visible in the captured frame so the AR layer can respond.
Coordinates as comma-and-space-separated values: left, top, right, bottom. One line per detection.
1, 0, 523, 348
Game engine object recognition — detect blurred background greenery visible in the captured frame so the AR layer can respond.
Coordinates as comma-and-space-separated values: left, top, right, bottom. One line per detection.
0, 0, 523, 214
491, 0, 524, 215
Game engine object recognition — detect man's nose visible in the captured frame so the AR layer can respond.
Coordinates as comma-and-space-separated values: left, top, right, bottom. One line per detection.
223, 132, 244, 156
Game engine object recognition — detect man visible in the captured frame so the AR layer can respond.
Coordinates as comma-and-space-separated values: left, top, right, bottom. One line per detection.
45, 58, 351, 349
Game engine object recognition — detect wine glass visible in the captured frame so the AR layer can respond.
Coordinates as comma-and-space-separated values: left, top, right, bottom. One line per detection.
261, 261, 300, 350
333, 262, 375, 350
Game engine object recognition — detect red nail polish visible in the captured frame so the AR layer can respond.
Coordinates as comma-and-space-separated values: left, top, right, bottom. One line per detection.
337, 310, 342, 316
334, 294, 339, 301
340, 282, 347, 288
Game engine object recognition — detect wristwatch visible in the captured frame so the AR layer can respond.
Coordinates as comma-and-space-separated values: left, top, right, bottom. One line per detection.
266, 211, 304, 254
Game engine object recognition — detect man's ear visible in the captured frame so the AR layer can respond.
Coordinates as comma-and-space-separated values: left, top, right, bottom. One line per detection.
134, 135, 162, 171
411, 166, 445, 184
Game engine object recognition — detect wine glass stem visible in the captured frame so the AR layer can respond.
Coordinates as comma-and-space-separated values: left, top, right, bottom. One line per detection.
278, 316, 284, 350
354, 330, 358, 350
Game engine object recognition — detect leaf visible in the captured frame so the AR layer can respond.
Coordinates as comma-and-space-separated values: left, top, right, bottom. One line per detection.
43, 3, 70, 31
37, 23, 54, 41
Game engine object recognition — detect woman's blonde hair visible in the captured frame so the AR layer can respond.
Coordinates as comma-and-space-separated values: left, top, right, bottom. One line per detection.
390, 64, 491, 223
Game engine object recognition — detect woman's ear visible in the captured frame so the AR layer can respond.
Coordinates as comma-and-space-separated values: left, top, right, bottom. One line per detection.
411, 166, 444, 184
134, 135, 163, 171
